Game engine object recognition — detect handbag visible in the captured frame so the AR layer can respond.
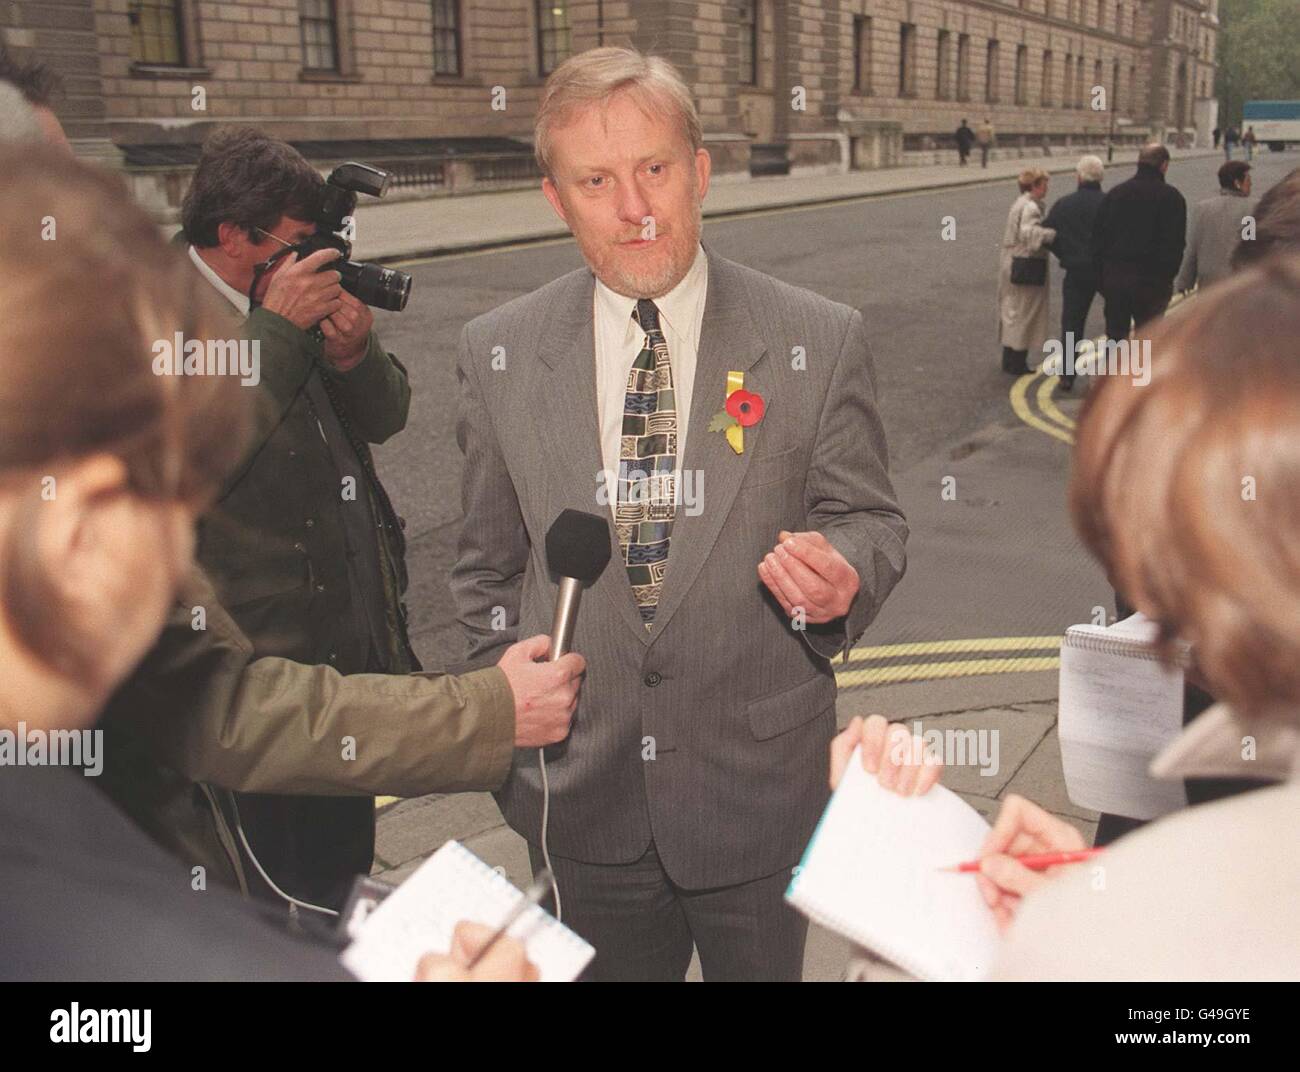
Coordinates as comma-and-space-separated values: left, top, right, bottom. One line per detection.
1010, 255, 1047, 285
1009, 198, 1048, 286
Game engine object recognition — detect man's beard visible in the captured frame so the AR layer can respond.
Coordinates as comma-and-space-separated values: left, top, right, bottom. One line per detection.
581, 205, 702, 299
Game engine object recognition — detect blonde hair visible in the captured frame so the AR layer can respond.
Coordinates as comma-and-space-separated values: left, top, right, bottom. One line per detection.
1018, 167, 1050, 193
534, 46, 703, 178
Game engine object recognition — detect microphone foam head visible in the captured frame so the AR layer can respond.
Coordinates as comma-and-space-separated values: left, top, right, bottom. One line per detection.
546, 509, 612, 585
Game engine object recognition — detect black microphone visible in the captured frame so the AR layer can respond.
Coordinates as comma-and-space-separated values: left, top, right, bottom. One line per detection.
545, 509, 612, 660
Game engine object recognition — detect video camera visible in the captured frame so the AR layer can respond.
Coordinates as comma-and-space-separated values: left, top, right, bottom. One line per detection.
291, 162, 413, 312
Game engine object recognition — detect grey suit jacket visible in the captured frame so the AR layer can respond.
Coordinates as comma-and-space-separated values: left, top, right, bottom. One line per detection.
452, 247, 907, 889
1174, 189, 1257, 293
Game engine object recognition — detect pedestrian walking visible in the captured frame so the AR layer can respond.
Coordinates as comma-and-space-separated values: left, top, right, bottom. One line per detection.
1174, 160, 1255, 294
1223, 125, 1239, 160
1043, 155, 1106, 389
1090, 143, 1187, 341
1212, 126, 1221, 149
998, 167, 1056, 374
976, 117, 995, 168
955, 118, 975, 166
1243, 125, 1257, 161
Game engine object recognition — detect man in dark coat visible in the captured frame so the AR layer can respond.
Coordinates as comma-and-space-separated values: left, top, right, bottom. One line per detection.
955, 119, 975, 166
1090, 143, 1187, 342
1043, 154, 1106, 389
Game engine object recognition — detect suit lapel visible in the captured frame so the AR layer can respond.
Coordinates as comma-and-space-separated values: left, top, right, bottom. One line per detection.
647, 249, 768, 639
533, 269, 653, 647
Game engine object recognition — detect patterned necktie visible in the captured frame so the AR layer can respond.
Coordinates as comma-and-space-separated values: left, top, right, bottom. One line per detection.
616, 298, 678, 627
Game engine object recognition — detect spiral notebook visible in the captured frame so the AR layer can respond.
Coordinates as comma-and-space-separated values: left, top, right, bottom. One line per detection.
1058, 612, 1187, 820
341, 840, 594, 982
786, 747, 1001, 982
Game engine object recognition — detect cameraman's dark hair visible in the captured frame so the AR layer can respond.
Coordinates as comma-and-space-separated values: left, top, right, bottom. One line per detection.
1218, 159, 1250, 191
181, 127, 323, 248
0, 48, 62, 106
1233, 167, 1300, 269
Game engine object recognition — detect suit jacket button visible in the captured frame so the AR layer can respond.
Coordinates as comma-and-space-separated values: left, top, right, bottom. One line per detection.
644, 672, 662, 687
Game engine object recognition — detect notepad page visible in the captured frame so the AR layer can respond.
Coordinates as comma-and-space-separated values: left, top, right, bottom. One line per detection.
1058, 616, 1186, 820
341, 841, 594, 982
786, 748, 1000, 982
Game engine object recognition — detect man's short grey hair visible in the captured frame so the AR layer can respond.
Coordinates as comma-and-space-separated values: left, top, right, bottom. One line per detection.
0, 81, 42, 145
1077, 155, 1105, 183
534, 46, 703, 179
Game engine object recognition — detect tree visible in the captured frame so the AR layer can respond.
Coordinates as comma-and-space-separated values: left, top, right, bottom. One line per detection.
1216, 0, 1300, 128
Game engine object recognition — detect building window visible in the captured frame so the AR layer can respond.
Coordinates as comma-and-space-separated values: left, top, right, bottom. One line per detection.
936, 29, 952, 100
899, 23, 917, 97
1115, 3, 1122, 34
1093, 58, 1103, 104
300, 0, 338, 71
432, 0, 462, 77
739, 0, 758, 86
1014, 44, 1028, 106
956, 33, 971, 102
853, 16, 873, 94
128, 0, 184, 65
1112, 57, 1121, 112
1041, 49, 1053, 107
985, 39, 999, 104
536, 1, 572, 76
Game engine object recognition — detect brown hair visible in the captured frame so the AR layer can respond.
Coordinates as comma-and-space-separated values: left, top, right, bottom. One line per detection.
1070, 254, 1300, 721
0, 146, 251, 680
1232, 167, 1300, 269
1218, 159, 1251, 191
181, 126, 323, 247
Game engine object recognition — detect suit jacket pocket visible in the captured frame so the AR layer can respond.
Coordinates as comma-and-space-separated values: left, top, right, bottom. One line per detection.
743, 446, 799, 491
746, 672, 835, 741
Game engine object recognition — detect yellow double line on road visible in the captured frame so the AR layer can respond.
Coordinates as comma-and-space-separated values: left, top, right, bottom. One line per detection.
1009, 363, 1079, 444
835, 635, 1061, 688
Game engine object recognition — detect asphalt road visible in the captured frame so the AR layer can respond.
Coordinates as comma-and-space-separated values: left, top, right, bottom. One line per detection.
369, 149, 1299, 667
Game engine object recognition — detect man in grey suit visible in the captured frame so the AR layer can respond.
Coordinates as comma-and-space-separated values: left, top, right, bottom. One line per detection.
452, 46, 907, 981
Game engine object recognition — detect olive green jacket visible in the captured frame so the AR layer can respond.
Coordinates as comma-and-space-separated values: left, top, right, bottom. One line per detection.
98, 309, 515, 895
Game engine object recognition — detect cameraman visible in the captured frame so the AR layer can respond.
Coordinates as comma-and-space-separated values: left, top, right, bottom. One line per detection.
99, 127, 585, 916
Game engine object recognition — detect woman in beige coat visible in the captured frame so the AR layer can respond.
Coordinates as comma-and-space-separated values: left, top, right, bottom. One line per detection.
842, 253, 1300, 981
998, 168, 1055, 374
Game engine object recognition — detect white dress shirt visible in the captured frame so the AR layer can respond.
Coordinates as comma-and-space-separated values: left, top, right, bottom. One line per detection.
188, 244, 251, 317
593, 243, 708, 506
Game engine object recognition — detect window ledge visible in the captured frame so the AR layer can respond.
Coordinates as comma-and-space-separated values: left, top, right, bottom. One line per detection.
300, 70, 363, 84
130, 63, 212, 80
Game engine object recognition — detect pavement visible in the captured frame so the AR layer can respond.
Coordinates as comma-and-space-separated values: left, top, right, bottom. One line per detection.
364, 143, 1224, 981
352, 144, 1220, 262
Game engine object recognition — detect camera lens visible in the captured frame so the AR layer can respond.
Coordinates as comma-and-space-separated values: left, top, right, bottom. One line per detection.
339, 261, 413, 312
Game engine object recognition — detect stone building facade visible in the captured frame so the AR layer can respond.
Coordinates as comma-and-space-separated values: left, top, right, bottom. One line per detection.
1, 0, 1218, 187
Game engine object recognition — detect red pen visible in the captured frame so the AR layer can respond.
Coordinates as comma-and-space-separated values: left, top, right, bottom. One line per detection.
941, 847, 1104, 873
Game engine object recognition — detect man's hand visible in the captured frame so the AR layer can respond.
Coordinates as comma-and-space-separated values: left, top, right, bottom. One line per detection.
975, 794, 1087, 933
259, 248, 344, 331
831, 714, 943, 795
497, 634, 585, 748
414, 921, 539, 982
757, 529, 860, 624
320, 288, 374, 370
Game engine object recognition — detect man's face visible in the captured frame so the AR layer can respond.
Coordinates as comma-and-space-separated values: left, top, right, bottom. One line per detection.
541, 90, 710, 299
222, 216, 315, 297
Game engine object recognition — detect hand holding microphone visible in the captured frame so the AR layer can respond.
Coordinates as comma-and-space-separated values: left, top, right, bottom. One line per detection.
496, 509, 610, 748
497, 636, 585, 748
